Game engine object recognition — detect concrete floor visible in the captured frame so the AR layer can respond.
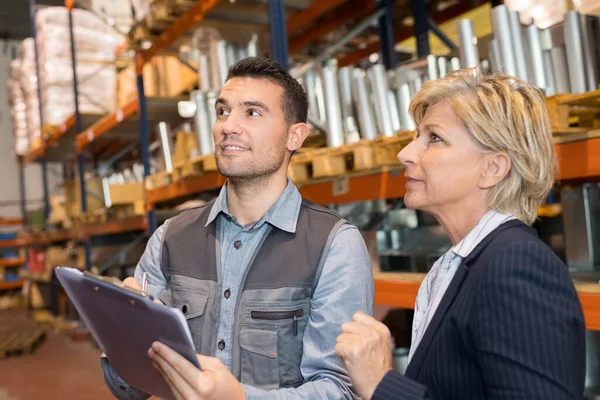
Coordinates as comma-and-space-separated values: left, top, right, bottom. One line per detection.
0, 309, 115, 400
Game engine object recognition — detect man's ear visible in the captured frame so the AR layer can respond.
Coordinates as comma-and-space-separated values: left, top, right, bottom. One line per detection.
479, 152, 511, 189
287, 123, 310, 152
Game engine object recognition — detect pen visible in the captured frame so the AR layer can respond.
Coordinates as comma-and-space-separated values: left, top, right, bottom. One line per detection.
142, 272, 148, 295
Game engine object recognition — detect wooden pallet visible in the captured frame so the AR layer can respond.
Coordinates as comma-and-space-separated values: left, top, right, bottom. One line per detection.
547, 90, 600, 133
289, 132, 412, 183
0, 327, 46, 359
146, 154, 217, 189
77, 202, 145, 225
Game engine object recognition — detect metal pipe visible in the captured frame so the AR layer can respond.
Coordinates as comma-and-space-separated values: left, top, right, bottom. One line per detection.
367, 64, 394, 137
206, 91, 218, 136
411, 75, 423, 94
526, 24, 546, 89
450, 57, 460, 71
388, 91, 401, 132
192, 90, 214, 155
158, 122, 173, 173
540, 28, 557, 96
438, 57, 448, 78
351, 68, 377, 140
458, 19, 479, 68
508, 10, 528, 81
247, 33, 258, 57
397, 83, 415, 131
303, 69, 320, 122
427, 54, 438, 81
199, 55, 211, 92
551, 46, 571, 94
137, 73, 156, 234
314, 72, 327, 123
322, 63, 345, 147
489, 39, 500, 73
210, 40, 229, 90
338, 66, 358, 136
491, 5, 517, 76
226, 42, 237, 67
564, 10, 587, 94
580, 14, 598, 92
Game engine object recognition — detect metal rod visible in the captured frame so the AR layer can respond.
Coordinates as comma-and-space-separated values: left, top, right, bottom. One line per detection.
437, 57, 448, 78
136, 71, 156, 235
158, 122, 174, 173
226, 42, 237, 67
411, 0, 430, 57
199, 55, 211, 92
427, 55, 438, 81
428, 17, 458, 51
338, 66, 358, 136
508, 10, 528, 81
247, 33, 258, 57
206, 91, 218, 137
368, 64, 394, 137
564, 10, 587, 94
489, 39, 500, 73
314, 72, 327, 123
387, 91, 401, 132
450, 57, 460, 71
268, 0, 289, 71
378, 0, 397, 69
292, 9, 385, 78
211, 40, 229, 90
192, 90, 214, 155
351, 68, 377, 140
526, 24, 546, 90
491, 5, 517, 76
551, 46, 571, 94
580, 14, 598, 92
303, 69, 321, 123
458, 19, 479, 68
322, 63, 345, 147
397, 83, 415, 131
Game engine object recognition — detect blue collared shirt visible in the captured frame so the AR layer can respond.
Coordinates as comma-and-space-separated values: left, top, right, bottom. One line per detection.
130, 179, 374, 399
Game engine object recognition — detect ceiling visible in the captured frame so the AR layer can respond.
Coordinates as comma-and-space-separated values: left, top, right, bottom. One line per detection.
0, 0, 65, 41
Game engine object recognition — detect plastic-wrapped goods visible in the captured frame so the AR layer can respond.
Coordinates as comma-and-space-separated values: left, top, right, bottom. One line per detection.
34, 7, 119, 127
19, 38, 41, 146
7, 60, 29, 155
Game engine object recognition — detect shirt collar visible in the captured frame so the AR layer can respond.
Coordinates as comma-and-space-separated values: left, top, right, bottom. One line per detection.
205, 178, 301, 234
450, 210, 515, 259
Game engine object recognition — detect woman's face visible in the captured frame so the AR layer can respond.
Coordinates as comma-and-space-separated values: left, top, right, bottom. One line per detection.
397, 101, 488, 216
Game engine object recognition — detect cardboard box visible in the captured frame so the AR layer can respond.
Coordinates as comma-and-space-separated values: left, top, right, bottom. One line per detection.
107, 182, 144, 205
64, 176, 105, 218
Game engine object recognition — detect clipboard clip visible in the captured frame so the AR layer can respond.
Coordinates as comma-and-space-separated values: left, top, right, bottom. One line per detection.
83, 271, 155, 301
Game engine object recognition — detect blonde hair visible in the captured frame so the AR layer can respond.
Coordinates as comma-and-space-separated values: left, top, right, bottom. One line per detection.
409, 68, 557, 225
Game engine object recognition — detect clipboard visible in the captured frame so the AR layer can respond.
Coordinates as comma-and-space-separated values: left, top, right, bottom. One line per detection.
55, 267, 200, 399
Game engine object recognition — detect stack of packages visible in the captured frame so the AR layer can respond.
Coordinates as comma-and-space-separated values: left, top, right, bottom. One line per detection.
7, 59, 29, 155
35, 7, 119, 128
19, 38, 42, 150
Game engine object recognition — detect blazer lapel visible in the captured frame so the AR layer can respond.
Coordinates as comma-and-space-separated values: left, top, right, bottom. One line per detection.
404, 219, 526, 379
404, 262, 470, 378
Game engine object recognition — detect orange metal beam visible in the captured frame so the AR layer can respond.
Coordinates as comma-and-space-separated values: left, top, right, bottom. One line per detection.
0, 280, 24, 291
579, 292, 600, 331
137, 0, 221, 74
289, 0, 375, 53
287, 0, 349, 35
0, 218, 23, 226
0, 238, 30, 249
76, 99, 138, 152
78, 215, 147, 238
146, 172, 227, 207
299, 169, 406, 206
65, 0, 76, 11
48, 114, 76, 143
0, 258, 26, 268
555, 137, 600, 181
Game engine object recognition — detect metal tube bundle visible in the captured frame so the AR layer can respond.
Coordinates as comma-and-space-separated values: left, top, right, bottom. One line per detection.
526, 24, 546, 90
367, 64, 395, 137
351, 68, 378, 140
338, 66, 360, 142
157, 122, 174, 173
580, 14, 599, 92
458, 19, 479, 68
191, 90, 214, 155
491, 5, 517, 76
321, 63, 345, 147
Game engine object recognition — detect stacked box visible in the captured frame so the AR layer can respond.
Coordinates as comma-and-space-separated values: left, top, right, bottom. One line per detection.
7, 59, 29, 155
19, 38, 41, 148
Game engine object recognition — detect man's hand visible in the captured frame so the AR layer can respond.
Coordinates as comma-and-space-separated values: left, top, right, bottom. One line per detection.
122, 277, 141, 291
335, 311, 393, 400
148, 341, 246, 400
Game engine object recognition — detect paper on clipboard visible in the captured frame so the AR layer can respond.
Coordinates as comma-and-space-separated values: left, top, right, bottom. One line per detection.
55, 267, 199, 399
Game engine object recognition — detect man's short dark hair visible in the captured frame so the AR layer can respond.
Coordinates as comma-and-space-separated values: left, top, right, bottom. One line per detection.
226, 57, 308, 125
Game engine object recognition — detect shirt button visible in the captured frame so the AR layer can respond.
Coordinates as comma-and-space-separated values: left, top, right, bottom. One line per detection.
218, 340, 226, 350
224, 289, 231, 299
182, 305, 188, 314
234, 240, 242, 249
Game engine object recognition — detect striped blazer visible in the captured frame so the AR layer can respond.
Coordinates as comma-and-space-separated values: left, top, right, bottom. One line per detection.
373, 220, 586, 400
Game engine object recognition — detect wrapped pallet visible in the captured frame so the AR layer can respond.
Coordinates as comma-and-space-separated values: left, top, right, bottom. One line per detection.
19, 38, 42, 149
7, 59, 29, 155
35, 7, 119, 127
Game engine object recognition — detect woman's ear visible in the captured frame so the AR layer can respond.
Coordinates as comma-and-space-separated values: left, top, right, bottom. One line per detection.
479, 152, 511, 189
287, 123, 310, 152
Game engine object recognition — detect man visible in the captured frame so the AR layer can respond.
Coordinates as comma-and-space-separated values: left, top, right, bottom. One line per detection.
102, 57, 374, 399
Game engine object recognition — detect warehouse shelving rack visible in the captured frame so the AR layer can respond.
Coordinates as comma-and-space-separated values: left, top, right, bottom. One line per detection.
10, 0, 600, 329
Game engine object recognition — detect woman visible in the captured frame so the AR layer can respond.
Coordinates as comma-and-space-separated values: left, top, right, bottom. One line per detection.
335, 69, 586, 399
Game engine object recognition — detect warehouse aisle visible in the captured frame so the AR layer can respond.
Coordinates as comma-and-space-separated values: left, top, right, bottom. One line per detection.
0, 310, 113, 400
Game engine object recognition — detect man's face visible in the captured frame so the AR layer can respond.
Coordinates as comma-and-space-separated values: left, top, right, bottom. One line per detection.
213, 77, 290, 180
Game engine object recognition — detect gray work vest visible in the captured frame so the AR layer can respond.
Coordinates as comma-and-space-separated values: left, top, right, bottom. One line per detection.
157, 198, 346, 390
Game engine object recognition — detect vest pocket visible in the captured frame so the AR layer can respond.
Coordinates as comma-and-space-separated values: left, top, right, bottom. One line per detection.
159, 287, 209, 319
239, 326, 279, 390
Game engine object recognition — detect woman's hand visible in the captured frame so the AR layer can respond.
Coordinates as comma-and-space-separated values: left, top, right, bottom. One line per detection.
335, 311, 393, 400
149, 341, 246, 400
